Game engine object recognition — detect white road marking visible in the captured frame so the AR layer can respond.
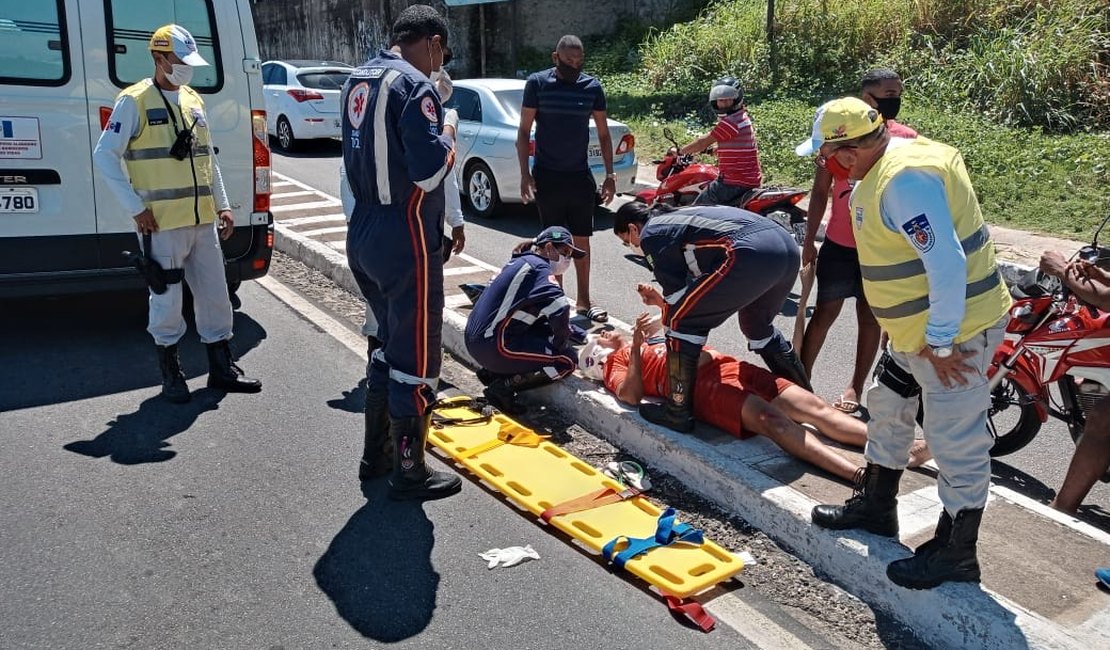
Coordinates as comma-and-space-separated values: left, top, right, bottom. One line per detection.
271, 190, 317, 199
255, 276, 367, 362
296, 225, 349, 238
278, 214, 348, 227
990, 484, 1110, 545
445, 293, 472, 308
272, 180, 295, 188
272, 171, 341, 202
270, 200, 342, 213
701, 588, 817, 650
326, 240, 345, 252
443, 265, 484, 277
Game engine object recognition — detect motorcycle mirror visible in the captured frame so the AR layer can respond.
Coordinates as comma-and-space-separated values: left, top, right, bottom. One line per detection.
662, 127, 678, 145
1092, 212, 1110, 247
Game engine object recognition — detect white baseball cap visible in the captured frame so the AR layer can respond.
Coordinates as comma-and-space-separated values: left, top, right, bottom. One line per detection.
149, 24, 208, 67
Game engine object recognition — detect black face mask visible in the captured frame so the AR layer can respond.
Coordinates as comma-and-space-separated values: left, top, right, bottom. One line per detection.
555, 59, 582, 80
873, 96, 902, 121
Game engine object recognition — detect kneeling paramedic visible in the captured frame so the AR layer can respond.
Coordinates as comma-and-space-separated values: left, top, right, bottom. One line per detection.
612, 202, 813, 434
342, 5, 461, 500
797, 97, 1010, 590
464, 226, 583, 413
93, 24, 260, 404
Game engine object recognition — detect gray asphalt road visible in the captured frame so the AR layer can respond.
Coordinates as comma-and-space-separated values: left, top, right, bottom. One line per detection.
0, 284, 761, 649
274, 142, 1108, 527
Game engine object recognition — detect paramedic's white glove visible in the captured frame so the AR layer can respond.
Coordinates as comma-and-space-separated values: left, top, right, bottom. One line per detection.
479, 545, 540, 569
443, 108, 459, 135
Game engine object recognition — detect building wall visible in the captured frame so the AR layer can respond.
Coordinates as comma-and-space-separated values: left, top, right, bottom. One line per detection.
250, 0, 698, 77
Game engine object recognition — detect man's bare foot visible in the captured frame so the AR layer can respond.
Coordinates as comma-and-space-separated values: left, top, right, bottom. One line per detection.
908, 439, 932, 468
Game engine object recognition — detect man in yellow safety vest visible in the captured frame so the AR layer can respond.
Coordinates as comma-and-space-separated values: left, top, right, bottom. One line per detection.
797, 97, 1010, 590
94, 24, 260, 403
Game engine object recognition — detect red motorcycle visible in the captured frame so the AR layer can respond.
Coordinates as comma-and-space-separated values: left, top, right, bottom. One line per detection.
633, 128, 809, 244
982, 218, 1110, 458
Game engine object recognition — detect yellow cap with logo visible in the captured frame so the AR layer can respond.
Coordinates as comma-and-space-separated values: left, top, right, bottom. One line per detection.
148, 24, 208, 66
795, 97, 883, 156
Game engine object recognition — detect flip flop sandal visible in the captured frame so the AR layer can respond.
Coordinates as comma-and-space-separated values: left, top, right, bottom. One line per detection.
577, 306, 609, 323
832, 397, 861, 414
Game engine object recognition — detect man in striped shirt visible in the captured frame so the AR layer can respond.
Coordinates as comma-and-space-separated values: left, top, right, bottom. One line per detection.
674, 76, 763, 206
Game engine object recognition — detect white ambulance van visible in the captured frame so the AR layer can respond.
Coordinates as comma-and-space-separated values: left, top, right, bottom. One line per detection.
0, 0, 273, 298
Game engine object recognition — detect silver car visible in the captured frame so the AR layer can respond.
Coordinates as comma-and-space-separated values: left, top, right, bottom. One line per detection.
446, 78, 637, 218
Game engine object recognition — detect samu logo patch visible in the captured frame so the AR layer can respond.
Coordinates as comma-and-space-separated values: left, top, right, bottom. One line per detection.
854, 206, 864, 229
902, 214, 936, 253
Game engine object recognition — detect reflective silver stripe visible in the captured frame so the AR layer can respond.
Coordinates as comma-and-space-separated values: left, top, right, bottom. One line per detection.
484, 263, 532, 338
871, 270, 1003, 320
137, 185, 213, 202
664, 287, 688, 305
511, 312, 537, 325
650, 213, 744, 235
124, 145, 211, 161
388, 366, 438, 389
860, 225, 992, 282
539, 295, 572, 319
374, 70, 402, 204
683, 244, 703, 278
664, 328, 707, 345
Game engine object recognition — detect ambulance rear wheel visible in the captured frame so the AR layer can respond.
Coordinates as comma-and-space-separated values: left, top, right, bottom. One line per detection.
465, 161, 500, 219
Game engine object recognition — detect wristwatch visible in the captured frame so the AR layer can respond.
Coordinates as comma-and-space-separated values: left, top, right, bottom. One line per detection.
930, 345, 953, 359
605, 172, 617, 180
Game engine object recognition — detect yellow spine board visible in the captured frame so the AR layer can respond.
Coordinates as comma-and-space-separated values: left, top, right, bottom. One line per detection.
429, 398, 743, 599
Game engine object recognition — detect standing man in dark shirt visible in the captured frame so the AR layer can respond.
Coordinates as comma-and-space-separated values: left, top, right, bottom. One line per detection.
517, 35, 616, 324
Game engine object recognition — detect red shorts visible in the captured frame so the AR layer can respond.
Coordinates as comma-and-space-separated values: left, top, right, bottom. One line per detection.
694, 359, 793, 439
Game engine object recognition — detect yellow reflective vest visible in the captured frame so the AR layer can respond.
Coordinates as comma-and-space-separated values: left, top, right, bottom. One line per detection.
120, 79, 215, 231
851, 137, 1011, 353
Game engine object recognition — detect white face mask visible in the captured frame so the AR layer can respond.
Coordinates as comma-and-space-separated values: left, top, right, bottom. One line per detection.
551, 254, 571, 276
166, 63, 194, 87
430, 68, 453, 102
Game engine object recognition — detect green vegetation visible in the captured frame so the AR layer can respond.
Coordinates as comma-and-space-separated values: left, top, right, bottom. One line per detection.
568, 0, 1110, 239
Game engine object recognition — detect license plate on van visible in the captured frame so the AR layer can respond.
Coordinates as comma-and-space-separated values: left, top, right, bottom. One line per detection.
0, 187, 38, 213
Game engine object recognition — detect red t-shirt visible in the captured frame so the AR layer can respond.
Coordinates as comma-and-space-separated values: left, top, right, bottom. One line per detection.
602, 343, 792, 438
710, 109, 763, 188
825, 119, 918, 248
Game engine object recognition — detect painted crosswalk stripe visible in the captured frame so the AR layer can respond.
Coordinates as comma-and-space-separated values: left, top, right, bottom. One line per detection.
443, 265, 484, 277
327, 240, 346, 252
445, 293, 472, 308
297, 225, 349, 238
271, 200, 342, 213
271, 190, 317, 199
272, 180, 295, 188
278, 213, 347, 227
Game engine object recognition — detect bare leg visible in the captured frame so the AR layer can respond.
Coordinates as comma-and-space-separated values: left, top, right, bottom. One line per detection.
572, 234, 592, 310
1052, 397, 1110, 513
741, 394, 860, 481
801, 299, 844, 376
771, 386, 868, 448
848, 298, 882, 403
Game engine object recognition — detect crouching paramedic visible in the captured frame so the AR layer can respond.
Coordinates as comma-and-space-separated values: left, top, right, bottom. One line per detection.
93, 24, 260, 404
465, 226, 583, 413
612, 202, 812, 434
343, 5, 460, 500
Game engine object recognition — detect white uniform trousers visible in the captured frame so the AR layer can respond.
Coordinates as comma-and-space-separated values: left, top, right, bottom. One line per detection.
140, 222, 233, 346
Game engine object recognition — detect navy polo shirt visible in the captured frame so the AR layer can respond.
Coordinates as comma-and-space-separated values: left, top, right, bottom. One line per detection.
523, 68, 606, 173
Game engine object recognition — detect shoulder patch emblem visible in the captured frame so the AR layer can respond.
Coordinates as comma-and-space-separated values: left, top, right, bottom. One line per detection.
854, 206, 865, 229
347, 82, 371, 129
421, 95, 438, 123
902, 214, 936, 253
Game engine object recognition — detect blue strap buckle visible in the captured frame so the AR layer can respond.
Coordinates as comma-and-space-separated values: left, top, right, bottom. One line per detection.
602, 507, 704, 569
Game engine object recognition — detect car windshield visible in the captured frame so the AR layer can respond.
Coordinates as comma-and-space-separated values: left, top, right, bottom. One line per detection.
494, 89, 525, 119
297, 70, 351, 90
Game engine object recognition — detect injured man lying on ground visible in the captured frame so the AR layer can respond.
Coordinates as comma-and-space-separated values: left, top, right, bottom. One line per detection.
580, 312, 930, 482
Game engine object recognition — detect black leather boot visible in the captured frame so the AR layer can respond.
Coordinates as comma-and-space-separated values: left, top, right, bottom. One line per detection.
359, 384, 392, 481
157, 344, 191, 404
482, 370, 554, 414
389, 414, 462, 500
206, 340, 262, 393
811, 463, 902, 536
758, 345, 813, 392
887, 508, 983, 589
639, 350, 699, 433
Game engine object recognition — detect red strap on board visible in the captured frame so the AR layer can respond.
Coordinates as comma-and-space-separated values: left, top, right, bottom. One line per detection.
664, 595, 716, 633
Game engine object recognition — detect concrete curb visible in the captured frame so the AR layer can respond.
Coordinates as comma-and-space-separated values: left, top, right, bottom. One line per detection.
276, 227, 1101, 650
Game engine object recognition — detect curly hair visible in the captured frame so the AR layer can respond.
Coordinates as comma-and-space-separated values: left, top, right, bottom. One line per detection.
391, 4, 449, 46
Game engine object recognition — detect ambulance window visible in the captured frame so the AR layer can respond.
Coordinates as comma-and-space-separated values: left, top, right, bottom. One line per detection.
0, 1, 71, 86
106, 0, 222, 92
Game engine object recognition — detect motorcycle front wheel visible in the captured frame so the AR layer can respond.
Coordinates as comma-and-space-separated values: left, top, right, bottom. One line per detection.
915, 377, 1043, 457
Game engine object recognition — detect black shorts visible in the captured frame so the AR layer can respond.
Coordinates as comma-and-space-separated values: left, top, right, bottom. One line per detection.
533, 167, 596, 237
815, 238, 865, 303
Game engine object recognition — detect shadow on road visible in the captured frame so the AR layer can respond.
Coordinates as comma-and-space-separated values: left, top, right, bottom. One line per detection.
991, 460, 1110, 533
313, 480, 440, 642
271, 137, 342, 159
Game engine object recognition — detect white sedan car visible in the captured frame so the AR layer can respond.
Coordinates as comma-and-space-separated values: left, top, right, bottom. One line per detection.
445, 78, 637, 218
261, 60, 353, 151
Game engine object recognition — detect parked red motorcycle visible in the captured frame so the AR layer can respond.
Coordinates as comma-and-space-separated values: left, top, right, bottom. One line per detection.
982, 216, 1110, 459
633, 128, 809, 244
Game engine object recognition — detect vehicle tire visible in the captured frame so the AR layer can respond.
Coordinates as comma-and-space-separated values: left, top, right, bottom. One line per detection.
276, 116, 299, 152
465, 161, 500, 219
915, 377, 1043, 457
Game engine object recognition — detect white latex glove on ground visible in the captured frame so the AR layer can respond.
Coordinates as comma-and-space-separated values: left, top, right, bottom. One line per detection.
479, 545, 540, 569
